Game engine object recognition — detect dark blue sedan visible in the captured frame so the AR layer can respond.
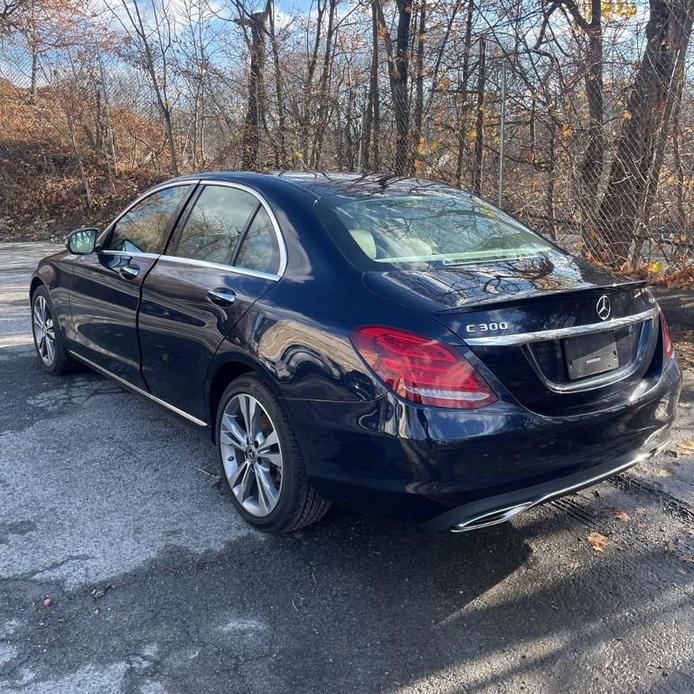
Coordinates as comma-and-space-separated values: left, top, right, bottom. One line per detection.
30, 172, 681, 533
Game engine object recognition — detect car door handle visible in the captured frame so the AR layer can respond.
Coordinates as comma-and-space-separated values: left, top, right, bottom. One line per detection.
207, 288, 237, 306
118, 265, 139, 280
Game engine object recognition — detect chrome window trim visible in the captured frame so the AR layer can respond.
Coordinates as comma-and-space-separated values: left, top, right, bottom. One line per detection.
154, 254, 281, 282
97, 179, 288, 280
463, 307, 659, 346
98, 180, 200, 248
162, 179, 288, 280
68, 350, 208, 427
99, 250, 160, 260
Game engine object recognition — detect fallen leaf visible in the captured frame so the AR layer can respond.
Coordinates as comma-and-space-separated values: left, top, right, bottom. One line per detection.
677, 439, 694, 455
645, 261, 665, 274
611, 509, 631, 523
42, 597, 52, 608
587, 531, 609, 553
680, 555, 694, 564
90, 584, 113, 600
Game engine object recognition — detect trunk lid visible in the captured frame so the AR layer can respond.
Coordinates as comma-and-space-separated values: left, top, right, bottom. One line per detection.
362, 254, 661, 415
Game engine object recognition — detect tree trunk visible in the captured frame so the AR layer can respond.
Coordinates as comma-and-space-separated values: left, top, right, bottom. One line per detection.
546, 114, 558, 239
578, 0, 604, 219
410, 0, 426, 174
634, 17, 689, 266
390, 0, 412, 175
301, 0, 325, 159
672, 91, 686, 241
369, 0, 381, 171
310, 0, 337, 169
471, 36, 486, 196
363, 0, 381, 172
269, 2, 287, 168
455, 0, 475, 187
29, 47, 38, 103
596, 0, 694, 265
239, 7, 269, 170
129, 0, 178, 176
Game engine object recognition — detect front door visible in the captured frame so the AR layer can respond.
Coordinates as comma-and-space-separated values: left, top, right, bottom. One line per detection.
68, 183, 195, 387
138, 183, 284, 420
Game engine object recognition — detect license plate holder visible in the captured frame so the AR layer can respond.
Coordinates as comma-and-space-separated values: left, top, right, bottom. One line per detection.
564, 331, 619, 380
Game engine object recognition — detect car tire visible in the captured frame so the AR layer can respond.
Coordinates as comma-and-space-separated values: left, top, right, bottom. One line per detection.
216, 375, 330, 533
31, 286, 74, 375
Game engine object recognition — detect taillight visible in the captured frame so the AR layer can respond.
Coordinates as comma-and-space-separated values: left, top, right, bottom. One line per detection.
661, 313, 675, 359
350, 326, 497, 408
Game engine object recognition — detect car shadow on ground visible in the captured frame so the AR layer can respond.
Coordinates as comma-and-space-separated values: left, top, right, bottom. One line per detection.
2, 500, 692, 693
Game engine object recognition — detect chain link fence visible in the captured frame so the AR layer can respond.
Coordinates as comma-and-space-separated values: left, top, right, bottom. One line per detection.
0, 1, 692, 278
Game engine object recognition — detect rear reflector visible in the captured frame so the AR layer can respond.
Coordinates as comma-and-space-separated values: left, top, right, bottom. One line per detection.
661, 313, 675, 359
350, 326, 497, 408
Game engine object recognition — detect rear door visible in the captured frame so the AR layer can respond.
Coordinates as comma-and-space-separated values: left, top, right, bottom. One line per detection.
138, 182, 284, 421
68, 182, 194, 387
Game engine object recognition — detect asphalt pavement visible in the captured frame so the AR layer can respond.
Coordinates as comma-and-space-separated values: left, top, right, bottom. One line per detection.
1, 242, 692, 694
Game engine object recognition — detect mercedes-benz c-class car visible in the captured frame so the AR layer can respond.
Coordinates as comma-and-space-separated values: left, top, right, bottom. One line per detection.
30, 172, 681, 533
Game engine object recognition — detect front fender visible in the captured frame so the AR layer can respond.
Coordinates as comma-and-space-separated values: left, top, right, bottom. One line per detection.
30, 251, 73, 338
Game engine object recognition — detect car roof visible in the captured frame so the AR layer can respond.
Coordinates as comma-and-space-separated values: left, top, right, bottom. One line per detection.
172, 170, 459, 200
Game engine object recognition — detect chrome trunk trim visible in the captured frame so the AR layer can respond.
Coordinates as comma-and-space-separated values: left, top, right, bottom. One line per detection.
463, 307, 659, 346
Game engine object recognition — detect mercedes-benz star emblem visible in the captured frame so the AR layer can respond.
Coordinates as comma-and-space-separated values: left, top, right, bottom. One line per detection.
596, 295, 611, 321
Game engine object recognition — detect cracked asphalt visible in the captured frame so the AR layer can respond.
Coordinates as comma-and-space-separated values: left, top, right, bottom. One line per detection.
1, 242, 693, 694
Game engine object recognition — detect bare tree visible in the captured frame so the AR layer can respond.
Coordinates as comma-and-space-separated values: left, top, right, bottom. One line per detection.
234, 0, 271, 169
107, 0, 179, 175
363, 0, 381, 172
471, 35, 485, 195
410, 0, 426, 173
597, 0, 694, 264
3, 0, 694, 277
375, 0, 413, 175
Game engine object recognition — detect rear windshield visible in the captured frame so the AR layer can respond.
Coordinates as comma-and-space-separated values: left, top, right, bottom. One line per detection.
314, 189, 560, 270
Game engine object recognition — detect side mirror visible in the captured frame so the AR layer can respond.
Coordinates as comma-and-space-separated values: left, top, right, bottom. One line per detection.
66, 227, 98, 255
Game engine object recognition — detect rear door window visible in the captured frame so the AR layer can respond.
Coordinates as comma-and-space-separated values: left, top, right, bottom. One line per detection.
105, 185, 192, 254
235, 207, 280, 274
172, 186, 259, 265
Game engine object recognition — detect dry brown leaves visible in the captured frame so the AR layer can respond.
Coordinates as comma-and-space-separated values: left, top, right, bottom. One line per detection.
586, 531, 609, 553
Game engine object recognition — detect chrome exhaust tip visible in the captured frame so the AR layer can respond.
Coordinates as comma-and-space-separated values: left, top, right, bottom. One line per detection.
450, 501, 534, 533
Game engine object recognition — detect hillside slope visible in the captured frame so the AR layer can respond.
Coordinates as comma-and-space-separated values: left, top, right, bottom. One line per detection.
0, 80, 164, 242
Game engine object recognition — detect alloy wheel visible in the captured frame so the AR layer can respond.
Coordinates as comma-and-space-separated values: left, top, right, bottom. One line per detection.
219, 393, 283, 517
32, 295, 56, 366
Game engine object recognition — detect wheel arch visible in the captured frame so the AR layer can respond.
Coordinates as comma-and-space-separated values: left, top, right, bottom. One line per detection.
207, 356, 282, 441
29, 276, 47, 299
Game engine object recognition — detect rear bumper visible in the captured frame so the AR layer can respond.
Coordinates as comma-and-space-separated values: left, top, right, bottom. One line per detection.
283, 359, 681, 528
427, 442, 666, 531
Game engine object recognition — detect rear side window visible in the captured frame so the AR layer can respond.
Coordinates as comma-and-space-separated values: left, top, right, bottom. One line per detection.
173, 186, 258, 265
106, 185, 192, 254
235, 207, 280, 274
